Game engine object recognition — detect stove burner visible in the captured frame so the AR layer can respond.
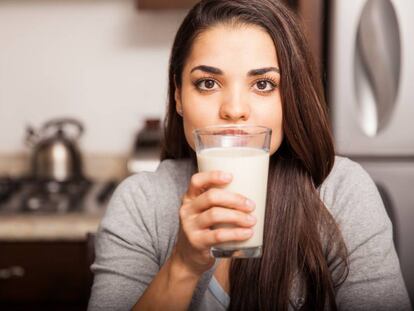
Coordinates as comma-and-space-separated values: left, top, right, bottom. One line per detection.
0, 175, 93, 213
22, 192, 72, 213
0, 175, 116, 214
20, 178, 92, 213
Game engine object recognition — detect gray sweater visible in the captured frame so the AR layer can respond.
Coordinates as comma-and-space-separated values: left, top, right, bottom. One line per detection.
88, 156, 411, 311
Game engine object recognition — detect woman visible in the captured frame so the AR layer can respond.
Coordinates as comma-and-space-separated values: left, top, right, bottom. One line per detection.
88, 0, 411, 310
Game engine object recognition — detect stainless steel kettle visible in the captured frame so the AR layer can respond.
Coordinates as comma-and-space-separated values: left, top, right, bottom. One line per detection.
26, 118, 84, 182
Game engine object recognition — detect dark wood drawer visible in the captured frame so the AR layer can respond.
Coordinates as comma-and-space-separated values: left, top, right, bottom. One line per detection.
0, 241, 91, 307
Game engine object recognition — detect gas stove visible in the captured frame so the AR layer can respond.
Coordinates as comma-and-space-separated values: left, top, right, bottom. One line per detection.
0, 176, 117, 214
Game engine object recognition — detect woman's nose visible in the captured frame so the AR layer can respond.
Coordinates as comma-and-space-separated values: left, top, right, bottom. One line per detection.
219, 92, 250, 122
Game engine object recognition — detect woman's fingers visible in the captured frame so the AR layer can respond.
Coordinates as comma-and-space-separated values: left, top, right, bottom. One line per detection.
195, 188, 255, 213
195, 227, 254, 248
196, 207, 256, 229
177, 171, 257, 263
185, 171, 232, 200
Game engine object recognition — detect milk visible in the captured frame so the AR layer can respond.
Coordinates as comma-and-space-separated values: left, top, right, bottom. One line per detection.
196, 147, 269, 250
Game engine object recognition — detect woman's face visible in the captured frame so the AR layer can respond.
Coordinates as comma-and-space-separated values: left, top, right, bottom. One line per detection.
175, 23, 283, 155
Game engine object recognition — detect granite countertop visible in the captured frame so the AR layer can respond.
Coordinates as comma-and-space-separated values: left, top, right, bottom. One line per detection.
0, 213, 103, 242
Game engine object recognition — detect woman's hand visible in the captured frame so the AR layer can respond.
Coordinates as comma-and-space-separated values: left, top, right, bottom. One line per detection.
171, 171, 256, 276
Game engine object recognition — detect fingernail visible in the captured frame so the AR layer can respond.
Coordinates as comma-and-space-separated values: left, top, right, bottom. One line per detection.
247, 214, 256, 223
221, 172, 232, 181
245, 199, 255, 210
242, 229, 253, 237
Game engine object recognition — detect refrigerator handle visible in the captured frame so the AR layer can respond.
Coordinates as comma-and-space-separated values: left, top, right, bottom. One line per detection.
355, 0, 401, 137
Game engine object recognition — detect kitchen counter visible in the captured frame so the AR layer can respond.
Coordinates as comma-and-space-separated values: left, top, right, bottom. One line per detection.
0, 152, 159, 242
0, 153, 129, 181
0, 213, 103, 242
0, 180, 112, 242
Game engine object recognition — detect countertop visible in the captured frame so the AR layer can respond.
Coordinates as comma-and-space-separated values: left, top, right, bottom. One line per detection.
0, 152, 160, 242
0, 182, 108, 242
0, 213, 102, 242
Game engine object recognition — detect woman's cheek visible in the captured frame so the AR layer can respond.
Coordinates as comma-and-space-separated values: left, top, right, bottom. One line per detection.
269, 128, 284, 155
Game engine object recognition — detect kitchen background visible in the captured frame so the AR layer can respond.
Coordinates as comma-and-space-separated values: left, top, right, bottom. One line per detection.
0, 0, 189, 179
0, 0, 412, 310
0, 1, 189, 310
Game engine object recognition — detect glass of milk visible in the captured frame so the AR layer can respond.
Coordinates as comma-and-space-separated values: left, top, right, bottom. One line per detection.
193, 124, 271, 258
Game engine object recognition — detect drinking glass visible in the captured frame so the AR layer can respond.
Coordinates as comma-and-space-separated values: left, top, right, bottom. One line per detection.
193, 124, 271, 258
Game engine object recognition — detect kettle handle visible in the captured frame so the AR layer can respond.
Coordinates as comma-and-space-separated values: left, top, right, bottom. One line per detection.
25, 125, 40, 147
41, 118, 84, 140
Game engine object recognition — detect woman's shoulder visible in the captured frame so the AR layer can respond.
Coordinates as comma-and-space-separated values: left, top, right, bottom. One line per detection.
320, 155, 376, 196
319, 163, 410, 310
322, 155, 368, 187
101, 158, 194, 226
115, 158, 194, 198
319, 155, 386, 222
155, 158, 196, 187
98, 158, 194, 260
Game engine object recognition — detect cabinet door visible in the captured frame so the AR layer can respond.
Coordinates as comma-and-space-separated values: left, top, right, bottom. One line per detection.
137, 0, 198, 9
0, 241, 90, 309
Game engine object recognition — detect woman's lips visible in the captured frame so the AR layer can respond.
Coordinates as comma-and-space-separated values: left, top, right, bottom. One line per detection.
216, 129, 249, 135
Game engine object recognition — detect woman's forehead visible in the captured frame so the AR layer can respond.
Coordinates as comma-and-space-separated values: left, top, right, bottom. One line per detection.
184, 23, 279, 74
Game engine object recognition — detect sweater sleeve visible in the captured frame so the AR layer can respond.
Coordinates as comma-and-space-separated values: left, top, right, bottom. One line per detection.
322, 158, 412, 311
87, 173, 160, 311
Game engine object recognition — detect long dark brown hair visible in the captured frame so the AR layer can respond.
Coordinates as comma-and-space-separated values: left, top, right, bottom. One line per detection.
161, 0, 349, 310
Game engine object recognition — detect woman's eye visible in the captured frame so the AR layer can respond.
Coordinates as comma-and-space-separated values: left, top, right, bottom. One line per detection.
196, 79, 218, 91
254, 80, 276, 92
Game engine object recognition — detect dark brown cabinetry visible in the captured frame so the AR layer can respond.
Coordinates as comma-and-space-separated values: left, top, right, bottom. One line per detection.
0, 241, 93, 311
137, 0, 198, 10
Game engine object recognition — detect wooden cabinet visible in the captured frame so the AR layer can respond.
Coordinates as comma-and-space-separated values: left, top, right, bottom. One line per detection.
297, 0, 325, 76
137, 0, 198, 10
137, 0, 298, 10
0, 241, 93, 311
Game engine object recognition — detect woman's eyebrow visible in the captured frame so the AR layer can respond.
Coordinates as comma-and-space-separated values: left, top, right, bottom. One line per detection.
247, 67, 280, 76
189, 65, 280, 76
190, 65, 223, 75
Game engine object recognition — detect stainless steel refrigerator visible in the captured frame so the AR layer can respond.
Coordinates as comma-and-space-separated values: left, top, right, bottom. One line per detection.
328, 0, 414, 304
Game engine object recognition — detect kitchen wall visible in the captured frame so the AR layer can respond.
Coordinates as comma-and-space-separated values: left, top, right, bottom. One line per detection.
0, 0, 187, 155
